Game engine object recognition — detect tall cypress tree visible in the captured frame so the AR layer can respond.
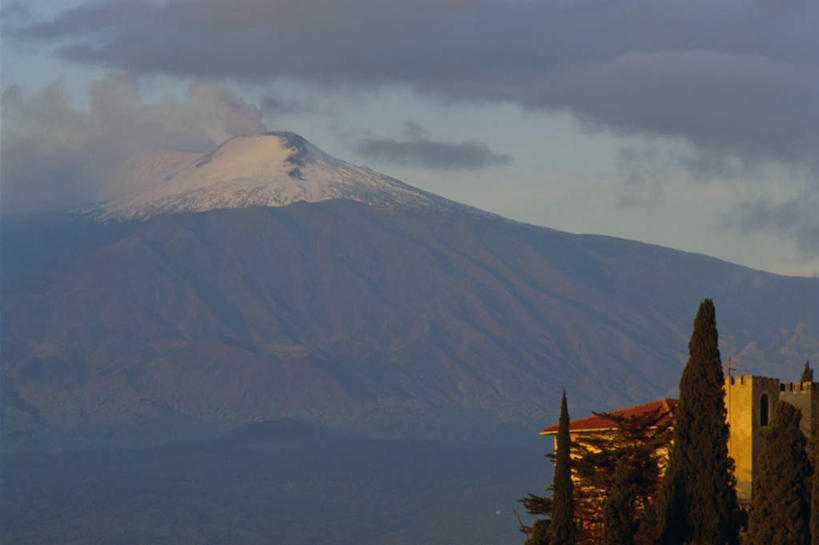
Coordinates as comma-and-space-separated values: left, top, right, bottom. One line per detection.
745, 401, 811, 545
551, 390, 576, 545
806, 361, 818, 545
656, 299, 742, 545
800, 360, 813, 383
811, 412, 819, 545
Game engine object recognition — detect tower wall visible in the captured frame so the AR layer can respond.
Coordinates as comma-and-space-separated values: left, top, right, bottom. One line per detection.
724, 375, 780, 505
779, 381, 818, 440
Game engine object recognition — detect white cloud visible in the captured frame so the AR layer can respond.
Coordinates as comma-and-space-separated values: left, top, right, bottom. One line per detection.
1, 75, 265, 213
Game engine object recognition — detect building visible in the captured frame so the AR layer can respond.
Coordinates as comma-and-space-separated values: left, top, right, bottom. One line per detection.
542, 375, 818, 506
540, 397, 676, 443
541, 398, 676, 544
724, 374, 817, 504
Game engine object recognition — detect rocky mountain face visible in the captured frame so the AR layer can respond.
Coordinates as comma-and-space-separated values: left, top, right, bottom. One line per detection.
3, 133, 818, 448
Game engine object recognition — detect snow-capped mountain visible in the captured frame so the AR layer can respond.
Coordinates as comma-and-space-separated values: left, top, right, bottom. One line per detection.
5, 129, 819, 456
95, 132, 460, 220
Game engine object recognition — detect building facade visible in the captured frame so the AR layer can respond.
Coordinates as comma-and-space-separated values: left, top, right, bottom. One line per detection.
725, 374, 817, 504
543, 375, 818, 506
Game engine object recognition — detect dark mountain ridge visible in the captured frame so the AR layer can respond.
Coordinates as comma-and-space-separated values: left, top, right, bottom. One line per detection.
4, 199, 818, 449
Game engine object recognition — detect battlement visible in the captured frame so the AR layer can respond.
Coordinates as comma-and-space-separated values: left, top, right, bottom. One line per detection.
725, 375, 780, 388
780, 381, 817, 393
779, 379, 818, 443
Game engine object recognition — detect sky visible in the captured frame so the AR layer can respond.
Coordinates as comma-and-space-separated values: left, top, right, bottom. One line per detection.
2, 0, 818, 276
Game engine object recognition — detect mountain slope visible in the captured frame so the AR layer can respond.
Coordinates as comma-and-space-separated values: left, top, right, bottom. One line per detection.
4, 203, 818, 447
3, 133, 818, 447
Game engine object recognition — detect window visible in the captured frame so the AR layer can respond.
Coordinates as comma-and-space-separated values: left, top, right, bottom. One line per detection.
760, 394, 769, 427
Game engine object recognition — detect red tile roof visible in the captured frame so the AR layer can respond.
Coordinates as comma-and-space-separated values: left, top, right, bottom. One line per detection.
540, 398, 677, 435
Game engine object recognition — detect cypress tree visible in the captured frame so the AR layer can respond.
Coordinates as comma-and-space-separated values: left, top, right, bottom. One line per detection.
745, 401, 811, 545
805, 361, 818, 545
655, 299, 742, 545
812, 412, 819, 545
551, 390, 576, 545
800, 360, 813, 383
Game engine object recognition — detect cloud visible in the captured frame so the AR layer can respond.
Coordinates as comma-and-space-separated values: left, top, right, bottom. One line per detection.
11, 0, 819, 176
358, 124, 511, 170
617, 146, 670, 187
1, 76, 265, 214
732, 193, 819, 257
614, 146, 669, 208
189, 83, 264, 137
260, 95, 314, 115
530, 51, 819, 170
0, 1, 30, 21
677, 151, 748, 182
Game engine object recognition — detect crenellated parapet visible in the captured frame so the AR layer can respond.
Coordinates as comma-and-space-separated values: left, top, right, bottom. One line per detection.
779, 380, 818, 441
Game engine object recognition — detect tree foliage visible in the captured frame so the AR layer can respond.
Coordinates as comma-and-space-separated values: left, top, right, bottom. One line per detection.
603, 460, 639, 545
571, 407, 671, 545
745, 401, 812, 545
520, 494, 553, 519
551, 390, 577, 545
655, 298, 743, 545
811, 410, 819, 545
517, 394, 572, 545
800, 360, 813, 383
527, 519, 552, 545
517, 492, 552, 545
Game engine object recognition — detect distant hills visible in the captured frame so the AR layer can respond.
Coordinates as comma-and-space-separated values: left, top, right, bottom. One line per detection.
3, 133, 818, 448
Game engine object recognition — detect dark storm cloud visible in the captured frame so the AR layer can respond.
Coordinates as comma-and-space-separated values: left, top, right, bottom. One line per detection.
358, 120, 511, 170
1, 77, 265, 214
10, 0, 819, 173
358, 136, 511, 170
528, 51, 819, 169
732, 194, 819, 257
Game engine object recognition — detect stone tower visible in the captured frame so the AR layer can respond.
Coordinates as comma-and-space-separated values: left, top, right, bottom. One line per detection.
724, 375, 781, 505
724, 374, 818, 505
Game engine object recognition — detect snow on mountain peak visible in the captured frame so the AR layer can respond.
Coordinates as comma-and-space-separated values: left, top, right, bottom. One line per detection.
94, 131, 458, 220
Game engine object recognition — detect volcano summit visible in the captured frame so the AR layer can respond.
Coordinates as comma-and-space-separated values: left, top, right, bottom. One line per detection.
95, 132, 466, 220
